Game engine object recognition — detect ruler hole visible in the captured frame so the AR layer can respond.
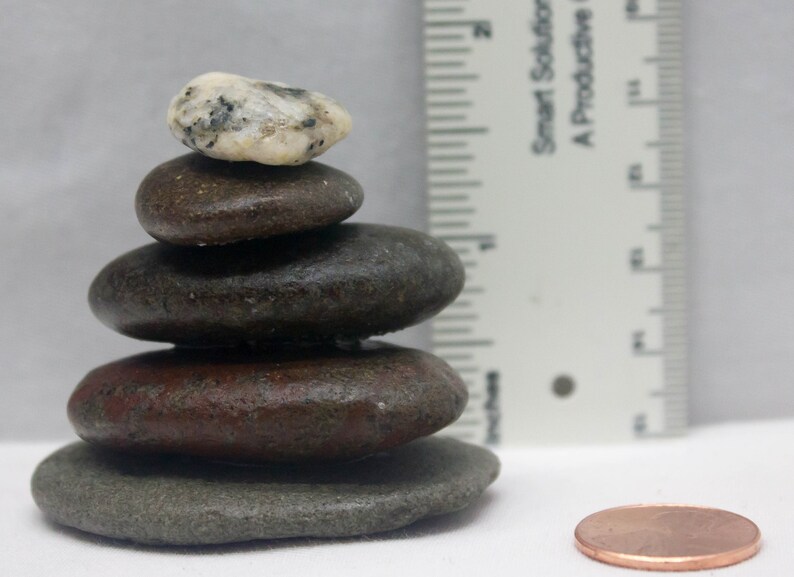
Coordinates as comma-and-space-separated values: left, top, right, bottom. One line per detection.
552, 375, 576, 398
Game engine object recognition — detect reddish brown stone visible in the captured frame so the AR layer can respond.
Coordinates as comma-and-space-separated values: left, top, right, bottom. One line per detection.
67, 342, 467, 462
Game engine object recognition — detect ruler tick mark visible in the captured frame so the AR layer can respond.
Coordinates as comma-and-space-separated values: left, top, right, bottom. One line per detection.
429, 180, 482, 188
428, 126, 488, 135
425, 7, 465, 15
428, 143, 468, 151
429, 194, 469, 202
629, 99, 662, 107
634, 350, 664, 357
425, 33, 466, 41
425, 20, 489, 28
427, 100, 473, 108
427, 74, 479, 82
429, 220, 471, 229
436, 314, 479, 322
427, 47, 472, 55
428, 114, 468, 122
429, 170, 468, 179
453, 367, 480, 375
427, 87, 467, 95
434, 327, 473, 335
429, 207, 475, 215
436, 233, 494, 242
429, 154, 474, 161
439, 353, 474, 362
454, 418, 484, 427
426, 60, 466, 68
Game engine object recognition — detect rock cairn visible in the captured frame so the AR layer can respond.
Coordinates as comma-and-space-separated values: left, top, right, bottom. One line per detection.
31, 72, 499, 545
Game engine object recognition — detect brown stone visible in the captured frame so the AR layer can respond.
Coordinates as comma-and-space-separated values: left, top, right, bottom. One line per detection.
67, 342, 468, 462
88, 224, 465, 346
135, 153, 363, 246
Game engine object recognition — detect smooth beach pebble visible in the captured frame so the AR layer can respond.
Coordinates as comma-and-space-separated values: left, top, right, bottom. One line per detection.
135, 153, 363, 246
31, 437, 500, 545
88, 224, 465, 346
68, 343, 468, 462
167, 72, 352, 165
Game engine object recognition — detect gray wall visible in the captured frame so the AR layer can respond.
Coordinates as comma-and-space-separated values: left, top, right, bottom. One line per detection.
1, 1, 792, 439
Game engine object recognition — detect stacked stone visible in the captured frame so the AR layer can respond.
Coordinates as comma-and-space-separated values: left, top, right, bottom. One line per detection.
31, 73, 499, 546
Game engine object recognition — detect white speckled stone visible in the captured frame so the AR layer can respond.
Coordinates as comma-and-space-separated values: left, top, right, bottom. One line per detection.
167, 72, 352, 166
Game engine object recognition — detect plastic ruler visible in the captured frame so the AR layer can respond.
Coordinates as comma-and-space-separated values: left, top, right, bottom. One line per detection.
423, 0, 686, 444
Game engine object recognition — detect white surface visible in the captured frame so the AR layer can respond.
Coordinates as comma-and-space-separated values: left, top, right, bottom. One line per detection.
5, 419, 793, 576
2, 0, 794, 438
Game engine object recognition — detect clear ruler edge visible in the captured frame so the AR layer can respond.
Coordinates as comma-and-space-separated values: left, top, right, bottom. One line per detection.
423, 0, 687, 445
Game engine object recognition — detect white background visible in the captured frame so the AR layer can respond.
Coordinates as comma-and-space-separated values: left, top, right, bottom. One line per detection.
1, 0, 793, 439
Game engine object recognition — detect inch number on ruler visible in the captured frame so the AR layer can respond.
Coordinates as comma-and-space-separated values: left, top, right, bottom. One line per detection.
424, 0, 686, 445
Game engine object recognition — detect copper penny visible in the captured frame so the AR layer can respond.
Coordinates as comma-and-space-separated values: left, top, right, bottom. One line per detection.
574, 504, 761, 571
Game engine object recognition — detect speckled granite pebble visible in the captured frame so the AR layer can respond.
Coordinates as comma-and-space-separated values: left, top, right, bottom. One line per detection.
68, 343, 467, 462
31, 437, 499, 545
136, 153, 363, 246
89, 224, 464, 346
167, 72, 351, 165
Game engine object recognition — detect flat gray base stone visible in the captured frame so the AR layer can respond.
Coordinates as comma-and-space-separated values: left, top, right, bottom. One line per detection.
31, 437, 499, 546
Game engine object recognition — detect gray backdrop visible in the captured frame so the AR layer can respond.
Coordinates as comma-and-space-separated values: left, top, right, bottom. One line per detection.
1, 1, 792, 440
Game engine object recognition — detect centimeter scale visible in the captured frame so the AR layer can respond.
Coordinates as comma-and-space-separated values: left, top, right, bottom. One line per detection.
423, 0, 686, 444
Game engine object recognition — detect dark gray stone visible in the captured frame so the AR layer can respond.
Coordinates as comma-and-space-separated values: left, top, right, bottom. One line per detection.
31, 437, 500, 545
136, 153, 364, 246
88, 224, 465, 346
